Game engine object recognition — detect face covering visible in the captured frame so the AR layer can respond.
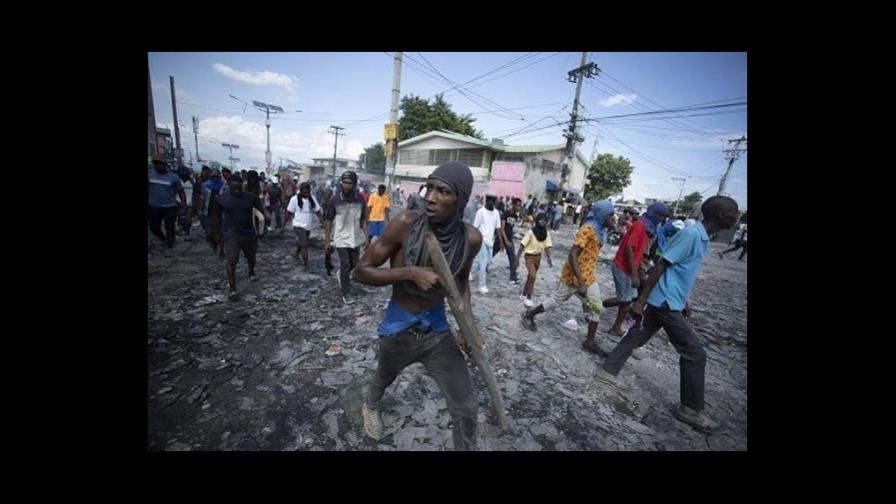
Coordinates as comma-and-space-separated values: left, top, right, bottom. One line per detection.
402, 161, 473, 298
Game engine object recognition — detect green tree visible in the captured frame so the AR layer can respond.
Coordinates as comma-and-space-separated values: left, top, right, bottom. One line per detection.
398, 93, 483, 141
672, 191, 703, 215
584, 153, 634, 201
359, 143, 386, 174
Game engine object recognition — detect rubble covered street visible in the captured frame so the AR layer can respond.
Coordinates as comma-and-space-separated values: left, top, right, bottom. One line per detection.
148, 213, 747, 451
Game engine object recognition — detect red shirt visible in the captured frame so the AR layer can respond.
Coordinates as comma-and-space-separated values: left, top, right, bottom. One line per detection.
613, 218, 648, 276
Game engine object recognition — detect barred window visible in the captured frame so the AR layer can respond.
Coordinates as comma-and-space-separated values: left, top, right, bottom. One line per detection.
400, 149, 429, 165
430, 149, 454, 165
457, 149, 484, 167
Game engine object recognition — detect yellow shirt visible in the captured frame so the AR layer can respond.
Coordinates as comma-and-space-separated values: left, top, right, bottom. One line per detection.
520, 229, 553, 255
560, 224, 602, 287
367, 193, 390, 222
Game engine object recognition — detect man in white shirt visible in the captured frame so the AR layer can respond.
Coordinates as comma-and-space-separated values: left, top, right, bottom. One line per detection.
472, 191, 502, 294
286, 182, 322, 272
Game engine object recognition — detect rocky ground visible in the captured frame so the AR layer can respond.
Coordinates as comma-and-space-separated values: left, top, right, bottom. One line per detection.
148, 212, 747, 451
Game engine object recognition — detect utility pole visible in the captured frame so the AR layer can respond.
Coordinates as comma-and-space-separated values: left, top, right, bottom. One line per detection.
671, 177, 688, 215
718, 135, 747, 196
170, 76, 183, 167
329, 126, 345, 176
192, 116, 200, 162
562, 53, 600, 192
385, 52, 403, 189
222, 143, 239, 169
148, 62, 157, 159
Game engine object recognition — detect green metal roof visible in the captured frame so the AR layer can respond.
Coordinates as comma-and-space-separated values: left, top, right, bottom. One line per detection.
398, 130, 588, 164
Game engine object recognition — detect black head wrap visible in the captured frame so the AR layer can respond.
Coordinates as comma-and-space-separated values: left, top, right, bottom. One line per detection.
401, 161, 473, 297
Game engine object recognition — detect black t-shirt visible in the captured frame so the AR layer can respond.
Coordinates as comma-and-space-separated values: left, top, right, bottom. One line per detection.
501, 208, 521, 241
217, 192, 265, 237
267, 184, 282, 206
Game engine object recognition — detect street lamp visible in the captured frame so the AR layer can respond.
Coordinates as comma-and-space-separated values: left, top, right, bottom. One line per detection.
222, 143, 240, 169
252, 100, 285, 173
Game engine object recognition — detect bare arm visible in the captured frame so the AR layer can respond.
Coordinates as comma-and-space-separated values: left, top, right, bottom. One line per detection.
625, 244, 640, 287
544, 247, 553, 268
352, 211, 438, 290
499, 217, 510, 248
631, 258, 669, 316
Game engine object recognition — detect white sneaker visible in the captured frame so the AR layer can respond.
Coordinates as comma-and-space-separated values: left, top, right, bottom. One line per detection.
523, 298, 536, 308
361, 402, 384, 440
477, 286, 489, 294
562, 319, 578, 331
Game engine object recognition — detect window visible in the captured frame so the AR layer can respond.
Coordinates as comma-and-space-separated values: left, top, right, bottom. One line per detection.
457, 149, 484, 167
430, 149, 453, 165
400, 149, 429, 165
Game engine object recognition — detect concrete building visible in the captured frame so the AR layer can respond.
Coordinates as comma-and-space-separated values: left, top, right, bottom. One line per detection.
394, 130, 589, 203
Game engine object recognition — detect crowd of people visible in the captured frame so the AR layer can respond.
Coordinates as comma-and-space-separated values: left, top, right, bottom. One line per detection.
149, 157, 744, 449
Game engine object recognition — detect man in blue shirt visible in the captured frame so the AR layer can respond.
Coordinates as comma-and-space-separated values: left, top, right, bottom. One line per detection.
148, 155, 187, 257
595, 196, 740, 433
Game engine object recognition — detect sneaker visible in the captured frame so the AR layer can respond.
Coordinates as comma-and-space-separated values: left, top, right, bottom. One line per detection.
228, 290, 240, 301
523, 298, 536, 308
509, 279, 520, 285
249, 274, 259, 283
519, 294, 527, 303
184, 235, 191, 242
562, 319, 579, 331
630, 347, 644, 360
582, 340, 609, 357
672, 404, 718, 434
519, 312, 537, 331
477, 286, 489, 294
594, 366, 626, 389
361, 402, 384, 440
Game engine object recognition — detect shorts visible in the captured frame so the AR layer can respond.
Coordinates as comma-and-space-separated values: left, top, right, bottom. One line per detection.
369, 220, 385, 238
542, 281, 602, 321
611, 263, 639, 302
294, 226, 310, 247
223, 234, 258, 263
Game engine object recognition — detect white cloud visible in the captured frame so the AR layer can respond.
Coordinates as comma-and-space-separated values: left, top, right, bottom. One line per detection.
599, 93, 638, 107
179, 119, 364, 169
212, 63, 295, 91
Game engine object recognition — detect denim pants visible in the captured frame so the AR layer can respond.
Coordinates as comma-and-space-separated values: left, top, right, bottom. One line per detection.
473, 242, 493, 288
601, 302, 707, 411
367, 330, 478, 451
504, 240, 519, 282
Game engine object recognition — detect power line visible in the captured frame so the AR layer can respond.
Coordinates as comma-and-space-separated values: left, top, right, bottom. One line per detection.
601, 70, 739, 136
411, 52, 525, 120
586, 73, 738, 136
582, 101, 746, 123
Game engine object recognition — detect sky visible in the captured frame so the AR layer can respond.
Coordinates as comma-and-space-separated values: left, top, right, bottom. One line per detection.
149, 52, 747, 210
